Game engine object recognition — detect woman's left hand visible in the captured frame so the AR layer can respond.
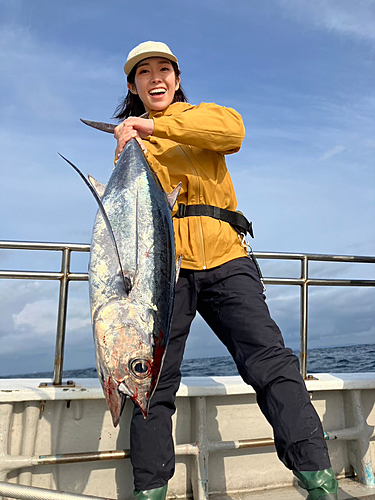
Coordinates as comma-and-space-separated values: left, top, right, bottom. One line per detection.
114, 117, 154, 159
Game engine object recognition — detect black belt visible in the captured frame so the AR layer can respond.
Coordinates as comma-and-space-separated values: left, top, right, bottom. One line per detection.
174, 203, 254, 238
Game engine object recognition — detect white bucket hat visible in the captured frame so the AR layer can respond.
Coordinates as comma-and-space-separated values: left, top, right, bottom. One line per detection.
124, 41, 178, 76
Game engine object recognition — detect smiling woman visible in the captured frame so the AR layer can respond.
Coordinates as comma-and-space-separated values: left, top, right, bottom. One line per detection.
113, 41, 188, 121
129, 58, 181, 113
107, 40, 339, 500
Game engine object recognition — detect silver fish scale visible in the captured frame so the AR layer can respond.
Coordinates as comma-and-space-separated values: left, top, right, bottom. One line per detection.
88, 139, 176, 424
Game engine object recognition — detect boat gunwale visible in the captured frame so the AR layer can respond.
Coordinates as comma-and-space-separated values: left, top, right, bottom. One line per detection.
0, 372, 374, 402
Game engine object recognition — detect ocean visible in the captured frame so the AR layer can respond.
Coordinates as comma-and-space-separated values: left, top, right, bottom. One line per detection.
1, 343, 374, 379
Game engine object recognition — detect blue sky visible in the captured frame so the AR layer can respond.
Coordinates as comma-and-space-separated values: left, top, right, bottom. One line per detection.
0, 0, 374, 376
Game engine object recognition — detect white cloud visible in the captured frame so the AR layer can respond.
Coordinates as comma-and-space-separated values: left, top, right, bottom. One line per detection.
13, 299, 57, 334
319, 145, 345, 161
0, 24, 119, 122
13, 298, 90, 335
352, 325, 375, 339
278, 0, 375, 41
0, 280, 93, 374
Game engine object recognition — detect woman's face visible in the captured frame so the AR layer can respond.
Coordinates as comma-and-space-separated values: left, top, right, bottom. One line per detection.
128, 57, 180, 112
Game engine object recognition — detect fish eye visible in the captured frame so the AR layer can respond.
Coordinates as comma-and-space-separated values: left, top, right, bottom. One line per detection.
129, 358, 151, 379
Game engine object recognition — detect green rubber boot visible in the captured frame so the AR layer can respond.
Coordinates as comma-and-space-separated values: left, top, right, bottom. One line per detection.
293, 468, 338, 500
133, 484, 168, 500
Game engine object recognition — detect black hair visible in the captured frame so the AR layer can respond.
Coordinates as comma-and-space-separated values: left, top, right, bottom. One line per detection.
113, 60, 188, 121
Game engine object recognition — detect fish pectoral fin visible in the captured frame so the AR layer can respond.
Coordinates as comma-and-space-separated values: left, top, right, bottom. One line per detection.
175, 255, 183, 283
167, 182, 182, 210
88, 175, 106, 198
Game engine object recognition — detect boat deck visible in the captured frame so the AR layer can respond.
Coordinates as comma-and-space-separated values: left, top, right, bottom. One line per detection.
215, 478, 375, 499
0, 375, 374, 500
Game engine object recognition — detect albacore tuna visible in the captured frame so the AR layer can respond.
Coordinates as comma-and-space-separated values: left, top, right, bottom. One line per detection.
60, 138, 180, 426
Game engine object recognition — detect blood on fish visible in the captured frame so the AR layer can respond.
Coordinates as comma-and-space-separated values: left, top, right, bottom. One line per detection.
151, 328, 166, 384
104, 378, 119, 410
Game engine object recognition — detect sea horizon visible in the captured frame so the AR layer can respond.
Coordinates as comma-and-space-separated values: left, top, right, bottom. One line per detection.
1, 343, 374, 379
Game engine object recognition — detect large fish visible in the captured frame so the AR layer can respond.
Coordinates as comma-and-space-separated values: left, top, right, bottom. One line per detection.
60, 138, 180, 426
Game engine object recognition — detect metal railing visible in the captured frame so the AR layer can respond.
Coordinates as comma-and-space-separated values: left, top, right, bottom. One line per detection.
0, 240, 374, 381
0, 241, 89, 386
255, 251, 375, 377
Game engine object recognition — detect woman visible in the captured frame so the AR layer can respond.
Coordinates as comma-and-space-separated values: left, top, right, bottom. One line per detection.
113, 41, 338, 500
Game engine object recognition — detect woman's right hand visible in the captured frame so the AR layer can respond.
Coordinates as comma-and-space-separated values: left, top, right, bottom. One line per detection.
114, 121, 139, 161
114, 117, 153, 161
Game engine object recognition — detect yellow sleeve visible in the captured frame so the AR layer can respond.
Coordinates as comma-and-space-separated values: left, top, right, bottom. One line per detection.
152, 102, 245, 155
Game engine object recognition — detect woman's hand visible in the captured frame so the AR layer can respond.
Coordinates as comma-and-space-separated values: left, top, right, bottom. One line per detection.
114, 117, 154, 159
123, 117, 154, 138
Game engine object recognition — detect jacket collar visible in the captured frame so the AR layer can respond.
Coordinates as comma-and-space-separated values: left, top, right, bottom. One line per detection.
149, 102, 191, 119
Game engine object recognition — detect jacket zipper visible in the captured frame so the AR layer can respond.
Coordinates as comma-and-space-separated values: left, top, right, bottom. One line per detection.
177, 146, 207, 269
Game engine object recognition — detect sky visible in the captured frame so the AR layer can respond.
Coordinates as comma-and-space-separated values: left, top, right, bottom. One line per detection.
0, 0, 374, 376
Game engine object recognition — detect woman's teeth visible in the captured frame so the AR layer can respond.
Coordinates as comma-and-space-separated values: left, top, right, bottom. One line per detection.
149, 89, 166, 95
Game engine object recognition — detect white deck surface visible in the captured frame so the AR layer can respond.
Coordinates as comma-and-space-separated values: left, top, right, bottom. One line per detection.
213, 478, 375, 499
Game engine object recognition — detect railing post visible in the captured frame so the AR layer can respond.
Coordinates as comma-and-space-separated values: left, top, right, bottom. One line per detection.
347, 390, 375, 488
192, 397, 209, 500
300, 256, 308, 379
53, 247, 71, 386
0, 403, 13, 481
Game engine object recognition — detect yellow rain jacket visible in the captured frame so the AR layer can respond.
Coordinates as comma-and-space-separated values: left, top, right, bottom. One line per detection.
143, 101, 247, 270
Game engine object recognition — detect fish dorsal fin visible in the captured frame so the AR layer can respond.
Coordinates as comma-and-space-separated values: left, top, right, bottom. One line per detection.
167, 182, 182, 210
58, 153, 132, 295
88, 175, 106, 198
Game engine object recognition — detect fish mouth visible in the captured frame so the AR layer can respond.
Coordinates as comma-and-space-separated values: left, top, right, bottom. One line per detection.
118, 381, 150, 419
103, 376, 126, 427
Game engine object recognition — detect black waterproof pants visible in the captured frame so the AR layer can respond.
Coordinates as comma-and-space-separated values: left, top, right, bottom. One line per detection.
130, 257, 331, 490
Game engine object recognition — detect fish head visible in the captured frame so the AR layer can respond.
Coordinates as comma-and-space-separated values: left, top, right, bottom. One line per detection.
94, 300, 165, 422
